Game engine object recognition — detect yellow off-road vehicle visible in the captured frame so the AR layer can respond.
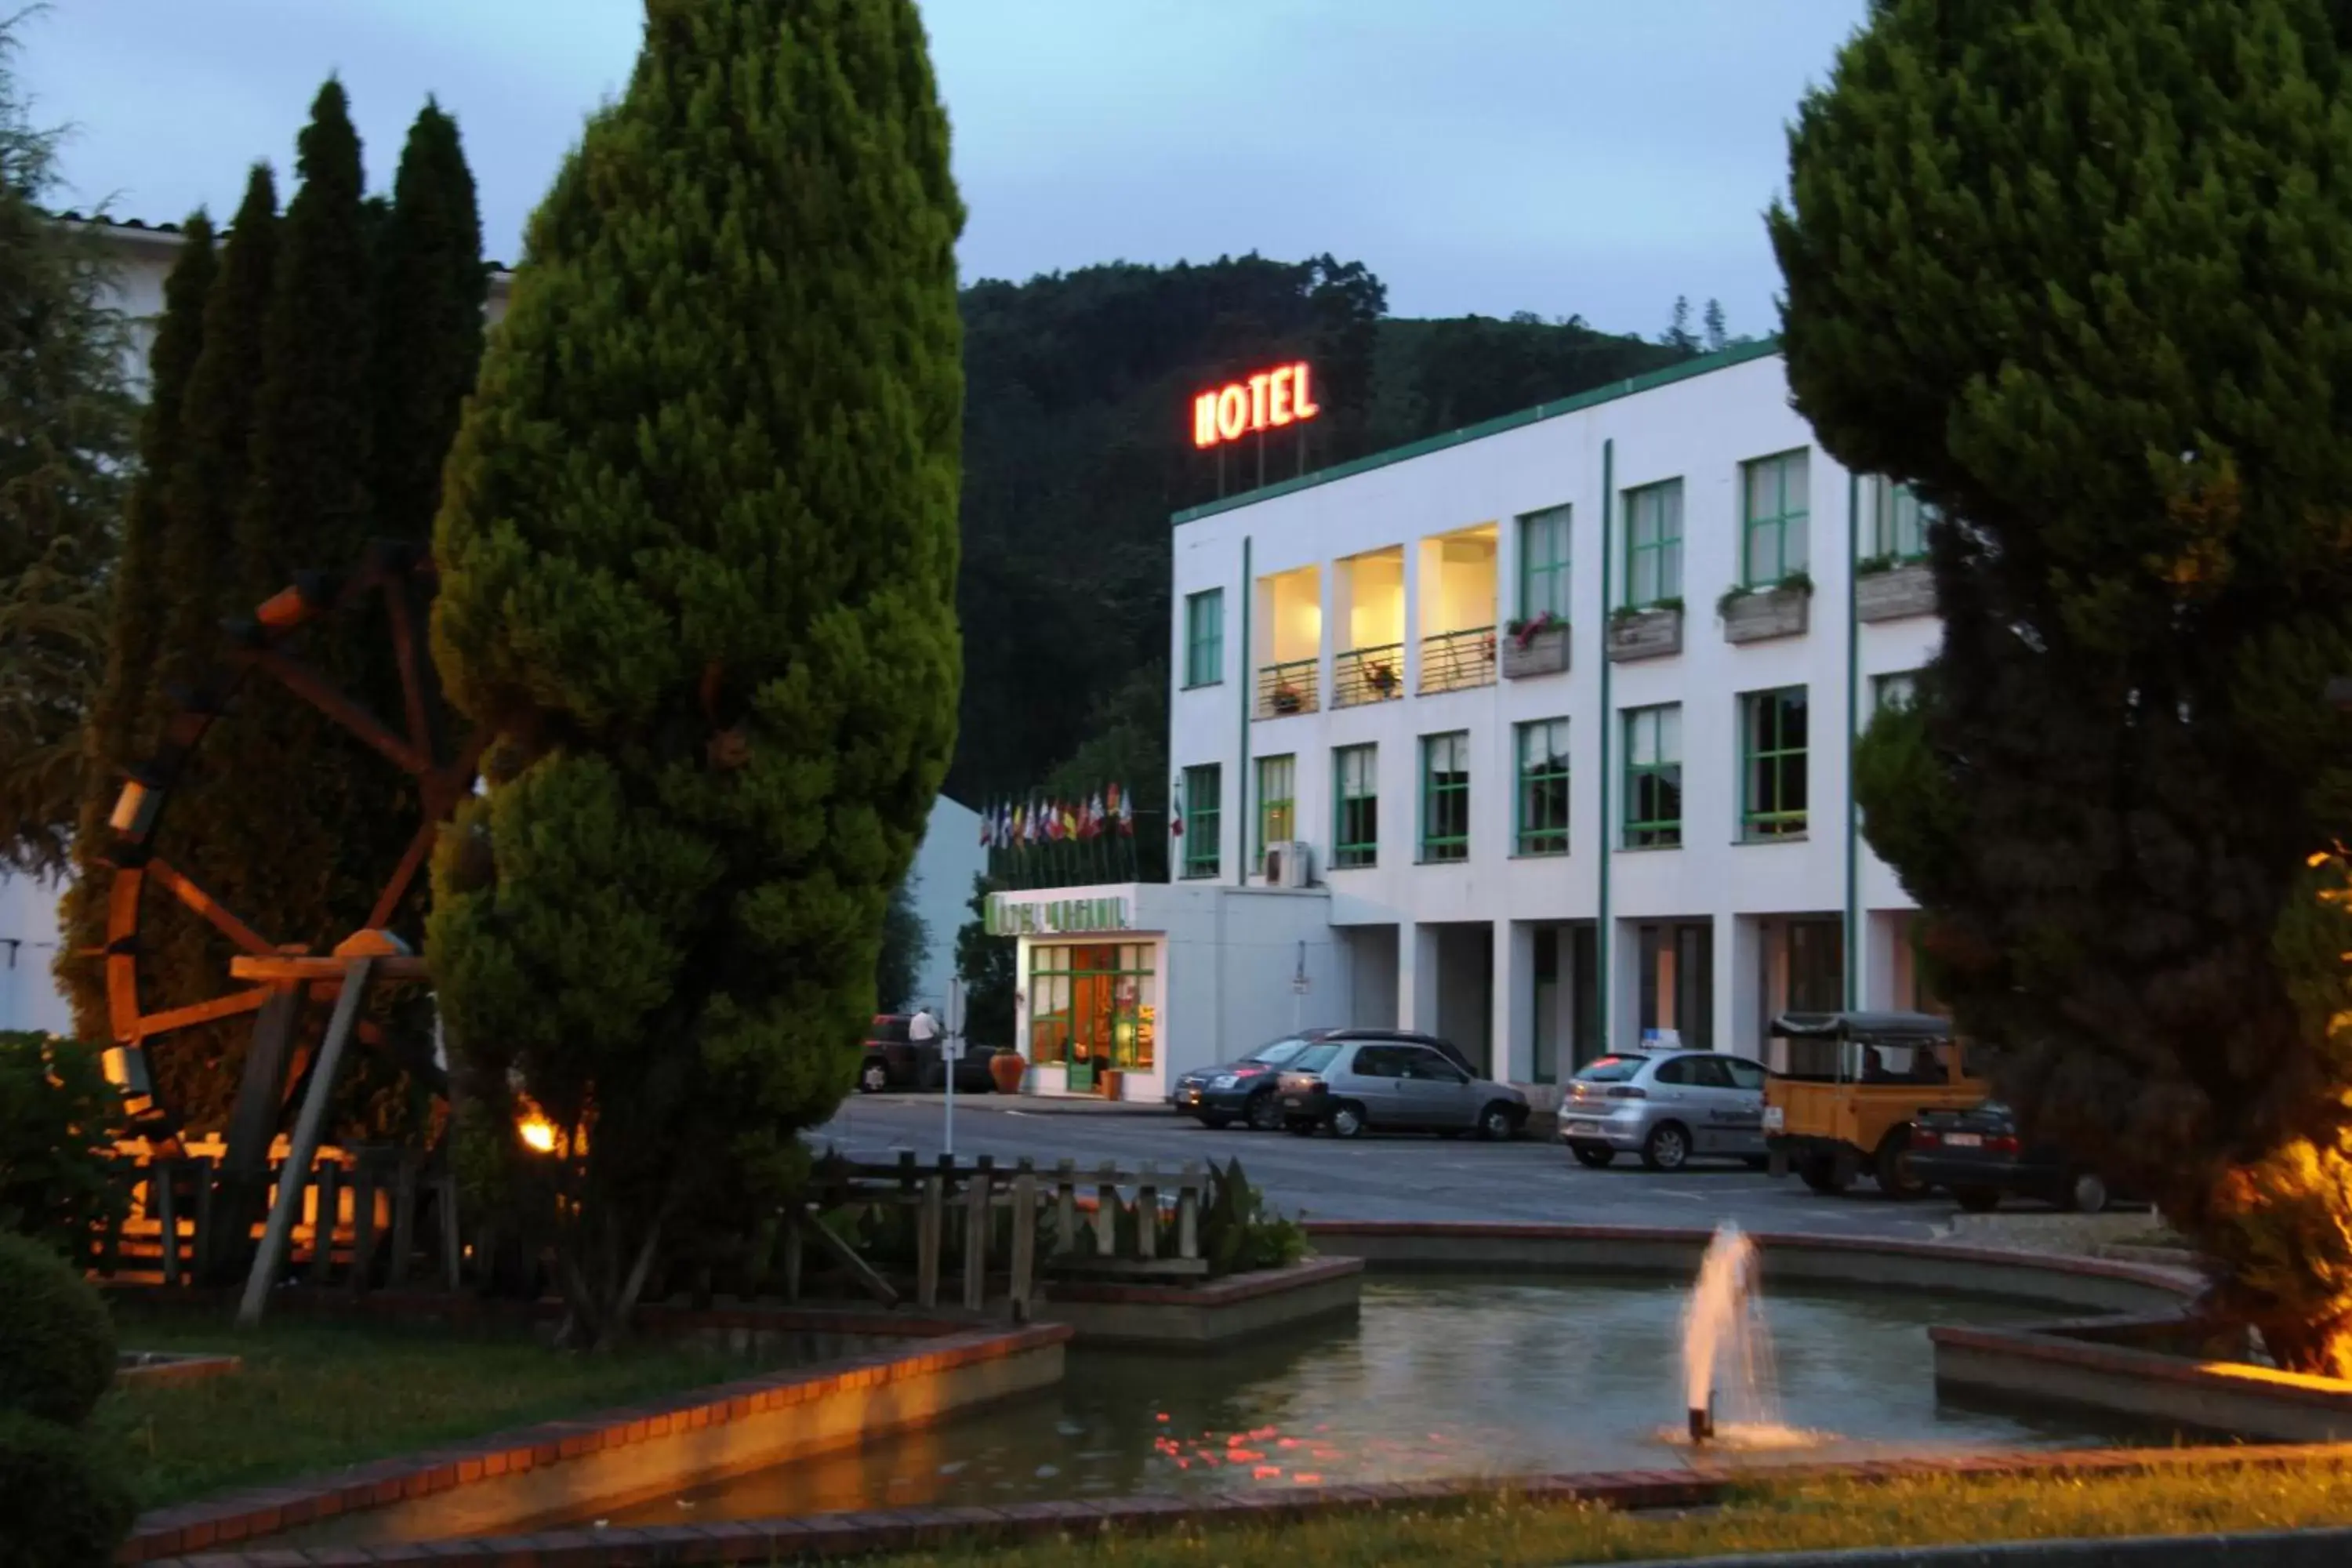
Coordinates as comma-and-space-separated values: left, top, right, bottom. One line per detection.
1762, 1011, 1987, 1198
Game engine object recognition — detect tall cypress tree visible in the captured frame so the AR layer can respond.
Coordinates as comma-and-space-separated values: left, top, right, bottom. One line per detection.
371, 100, 484, 547
430, 0, 964, 1345
1774, 0, 2352, 1372
53, 214, 214, 1041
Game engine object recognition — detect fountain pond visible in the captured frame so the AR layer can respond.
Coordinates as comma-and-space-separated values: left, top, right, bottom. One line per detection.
597, 1265, 2166, 1526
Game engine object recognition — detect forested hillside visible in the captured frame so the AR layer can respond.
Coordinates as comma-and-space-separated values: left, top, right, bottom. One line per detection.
949, 252, 1731, 812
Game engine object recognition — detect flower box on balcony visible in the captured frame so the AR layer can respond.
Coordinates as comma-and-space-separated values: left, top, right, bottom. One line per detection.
1606, 604, 1682, 662
1721, 581, 1811, 644
1857, 559, 1936, 622
1501, 619, 1570, 679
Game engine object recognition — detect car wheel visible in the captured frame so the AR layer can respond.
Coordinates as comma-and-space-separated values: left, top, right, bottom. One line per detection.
1570, 1143, 1614, 1169
1875, 1130, 1928, 1200
1245, 1091, 1284, 1132
1197, 1112, 1232, 1131
1799, 1156, 1853, 1195
1641, 1122, 1691, 1172
1476, 1102, 1515, 1142
858, 1059, 890, 1094
2065, 1171, 2110, 1214
1955, 1186, 2002, 1213
1328, 1102, 1367, 1140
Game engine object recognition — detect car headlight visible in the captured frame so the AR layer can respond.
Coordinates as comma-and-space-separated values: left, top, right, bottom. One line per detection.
1210, 1074, 1238, 1090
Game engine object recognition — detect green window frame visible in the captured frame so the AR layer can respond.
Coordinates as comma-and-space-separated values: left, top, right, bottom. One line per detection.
1255, 753, 1295, 869
1622, 479, 1683, 608
1514, 717, 1571, 856
1183, 590, 1225, 688
1621, 704, 1682, 849
1515, 503, 1571, 622
1181, 763, 1221, 878
1740, 686, 1809, 840
1873, 670, 1918, 713
1869, 478, 1930, 563
1419, 731, 1470, 863
1025, 942, 1157, 1072
1740, 450, 1810, 588
1333, 744, 1377, 869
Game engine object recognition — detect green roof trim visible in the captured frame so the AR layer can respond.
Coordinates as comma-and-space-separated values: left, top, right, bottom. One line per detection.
1171, 336, 1784, 528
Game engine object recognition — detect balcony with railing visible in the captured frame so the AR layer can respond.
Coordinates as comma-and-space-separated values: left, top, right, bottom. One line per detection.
1257, 657, 1320, 719
1331, 545, 1406, 709
1253, 564, 1323, 722
1417, 523, 1498, 695
1419, 626, 1496, 694
1334, 643, 1403, 706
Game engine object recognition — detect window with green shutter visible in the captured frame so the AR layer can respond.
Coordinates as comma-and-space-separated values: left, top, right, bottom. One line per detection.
1419, 731, 1470, 863
1622, 480, 1683, 608
1867, 478, 1931, 563
1255, 753, 1295, 869
1622, 705, 1682, 849
1515, 718, 1570, 855
1740, 687, 1809, 840
1740, 451, 1810, 587
1181, 763, 1221, 877
1183, 589, 1224, 688
1332, 744, 1377, 869
1515, 504, 1570, 622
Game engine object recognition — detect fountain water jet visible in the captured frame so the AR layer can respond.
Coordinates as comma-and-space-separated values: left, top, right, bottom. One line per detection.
1682, 1223, 1775, 1446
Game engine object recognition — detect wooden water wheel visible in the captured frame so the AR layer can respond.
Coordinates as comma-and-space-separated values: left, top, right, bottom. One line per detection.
97, 539, 482, 1169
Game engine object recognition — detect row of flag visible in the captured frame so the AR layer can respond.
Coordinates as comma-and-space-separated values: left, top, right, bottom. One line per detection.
980, 785, 1137, 850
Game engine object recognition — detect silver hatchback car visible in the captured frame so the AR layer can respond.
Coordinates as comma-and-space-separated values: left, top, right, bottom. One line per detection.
1557, 1049, 1769, 1171
1276, 1037, 1530, 1140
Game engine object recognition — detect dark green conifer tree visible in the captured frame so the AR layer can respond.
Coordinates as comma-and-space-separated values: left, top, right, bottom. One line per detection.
430, 0, 964, 1344
53, 214, 213, 1040
371, 100, 483, 546
1773, 0, 2352, 1372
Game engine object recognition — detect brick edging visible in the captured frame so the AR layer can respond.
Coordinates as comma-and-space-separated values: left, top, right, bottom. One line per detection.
153, 1442, 2352, 1567
121, 1323, 1071, 1564
1932, 1320, 2352, 1408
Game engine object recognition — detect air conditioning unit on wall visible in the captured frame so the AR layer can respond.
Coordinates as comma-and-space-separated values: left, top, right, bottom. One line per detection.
1265, 840, 1313, 889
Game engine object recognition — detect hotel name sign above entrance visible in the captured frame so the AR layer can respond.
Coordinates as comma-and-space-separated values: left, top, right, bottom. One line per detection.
1192, 361, 1320, 449
986, 895, 1134, 936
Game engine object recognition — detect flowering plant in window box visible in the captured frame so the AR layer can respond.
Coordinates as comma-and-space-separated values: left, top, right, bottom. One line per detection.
1272, 682, 1305, 713
1505, 610, 1565, 651
1367, 661, 1398, 696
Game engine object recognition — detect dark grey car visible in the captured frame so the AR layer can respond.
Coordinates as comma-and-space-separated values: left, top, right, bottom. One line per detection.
1276, 1038, 1530, 1141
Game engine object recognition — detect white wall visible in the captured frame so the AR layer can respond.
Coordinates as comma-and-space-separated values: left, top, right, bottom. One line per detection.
1168, 347, 1942, 1076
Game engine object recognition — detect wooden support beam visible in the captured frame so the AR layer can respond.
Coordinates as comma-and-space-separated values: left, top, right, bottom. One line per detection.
916, 1176, 942, 1309
1092, 1161, 1118, 1256
1135, 1162, 1159, 1262
964, 1157, 993, 1312
223, 988, 302, 1181
238, 956, 372, 1328
247, 650, 429, 775
1009, 1163, 1037, 1323
799, 1206, 898, 1307
367, 818, 440, 931
155, 1163, 180, 1289
347, 1151, 381, 1295
308, 1161, 341, 1287
132, 985, 274, 1041
146, 858, 276, 956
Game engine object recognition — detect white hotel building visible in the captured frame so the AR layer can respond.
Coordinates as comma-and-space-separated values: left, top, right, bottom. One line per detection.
991, 342, 1946, 1103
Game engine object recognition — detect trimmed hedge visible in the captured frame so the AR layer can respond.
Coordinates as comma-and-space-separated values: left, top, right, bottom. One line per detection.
0, 1230, 115, 1426
0, 1410, 135, 1568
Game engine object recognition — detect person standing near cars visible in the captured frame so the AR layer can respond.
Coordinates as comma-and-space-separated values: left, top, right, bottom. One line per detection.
908, 1004, 939, 1049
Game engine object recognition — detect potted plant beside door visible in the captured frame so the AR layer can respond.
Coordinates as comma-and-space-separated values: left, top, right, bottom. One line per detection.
989, 1048, 1028, 1094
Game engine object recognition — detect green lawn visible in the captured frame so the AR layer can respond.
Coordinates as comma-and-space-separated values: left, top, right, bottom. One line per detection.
97, 1307, 786, 1511
859, 1461, 2352, 1566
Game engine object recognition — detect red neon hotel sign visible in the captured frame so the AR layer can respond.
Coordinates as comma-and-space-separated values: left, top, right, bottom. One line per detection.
1192, 361, 1321, 449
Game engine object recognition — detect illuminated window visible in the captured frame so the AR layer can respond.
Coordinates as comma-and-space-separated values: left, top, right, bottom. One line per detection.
1025, 942, 1156, 1071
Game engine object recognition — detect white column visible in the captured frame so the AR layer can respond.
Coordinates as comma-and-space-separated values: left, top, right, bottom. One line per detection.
1725, 915, 1765, 1061
1497, 920, 1534, 1083
1398, 920, 1440, 1035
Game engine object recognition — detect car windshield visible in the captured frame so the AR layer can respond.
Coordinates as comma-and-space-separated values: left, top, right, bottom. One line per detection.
1574, 1056, 1645, 1083
1248, 1038, 1312, 1067
1287, 1043, 1342, 1073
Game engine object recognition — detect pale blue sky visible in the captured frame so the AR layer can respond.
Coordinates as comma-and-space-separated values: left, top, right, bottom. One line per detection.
24, 0, 1868, 337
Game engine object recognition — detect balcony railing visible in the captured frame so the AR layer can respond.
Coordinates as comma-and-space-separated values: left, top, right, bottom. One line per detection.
1419, 626, 1497, 695
1256, 657, 1320, 720
1334, 643, 1404, 707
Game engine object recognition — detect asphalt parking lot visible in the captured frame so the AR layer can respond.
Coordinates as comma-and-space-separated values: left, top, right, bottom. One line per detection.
808, 1093, 1971, 1240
